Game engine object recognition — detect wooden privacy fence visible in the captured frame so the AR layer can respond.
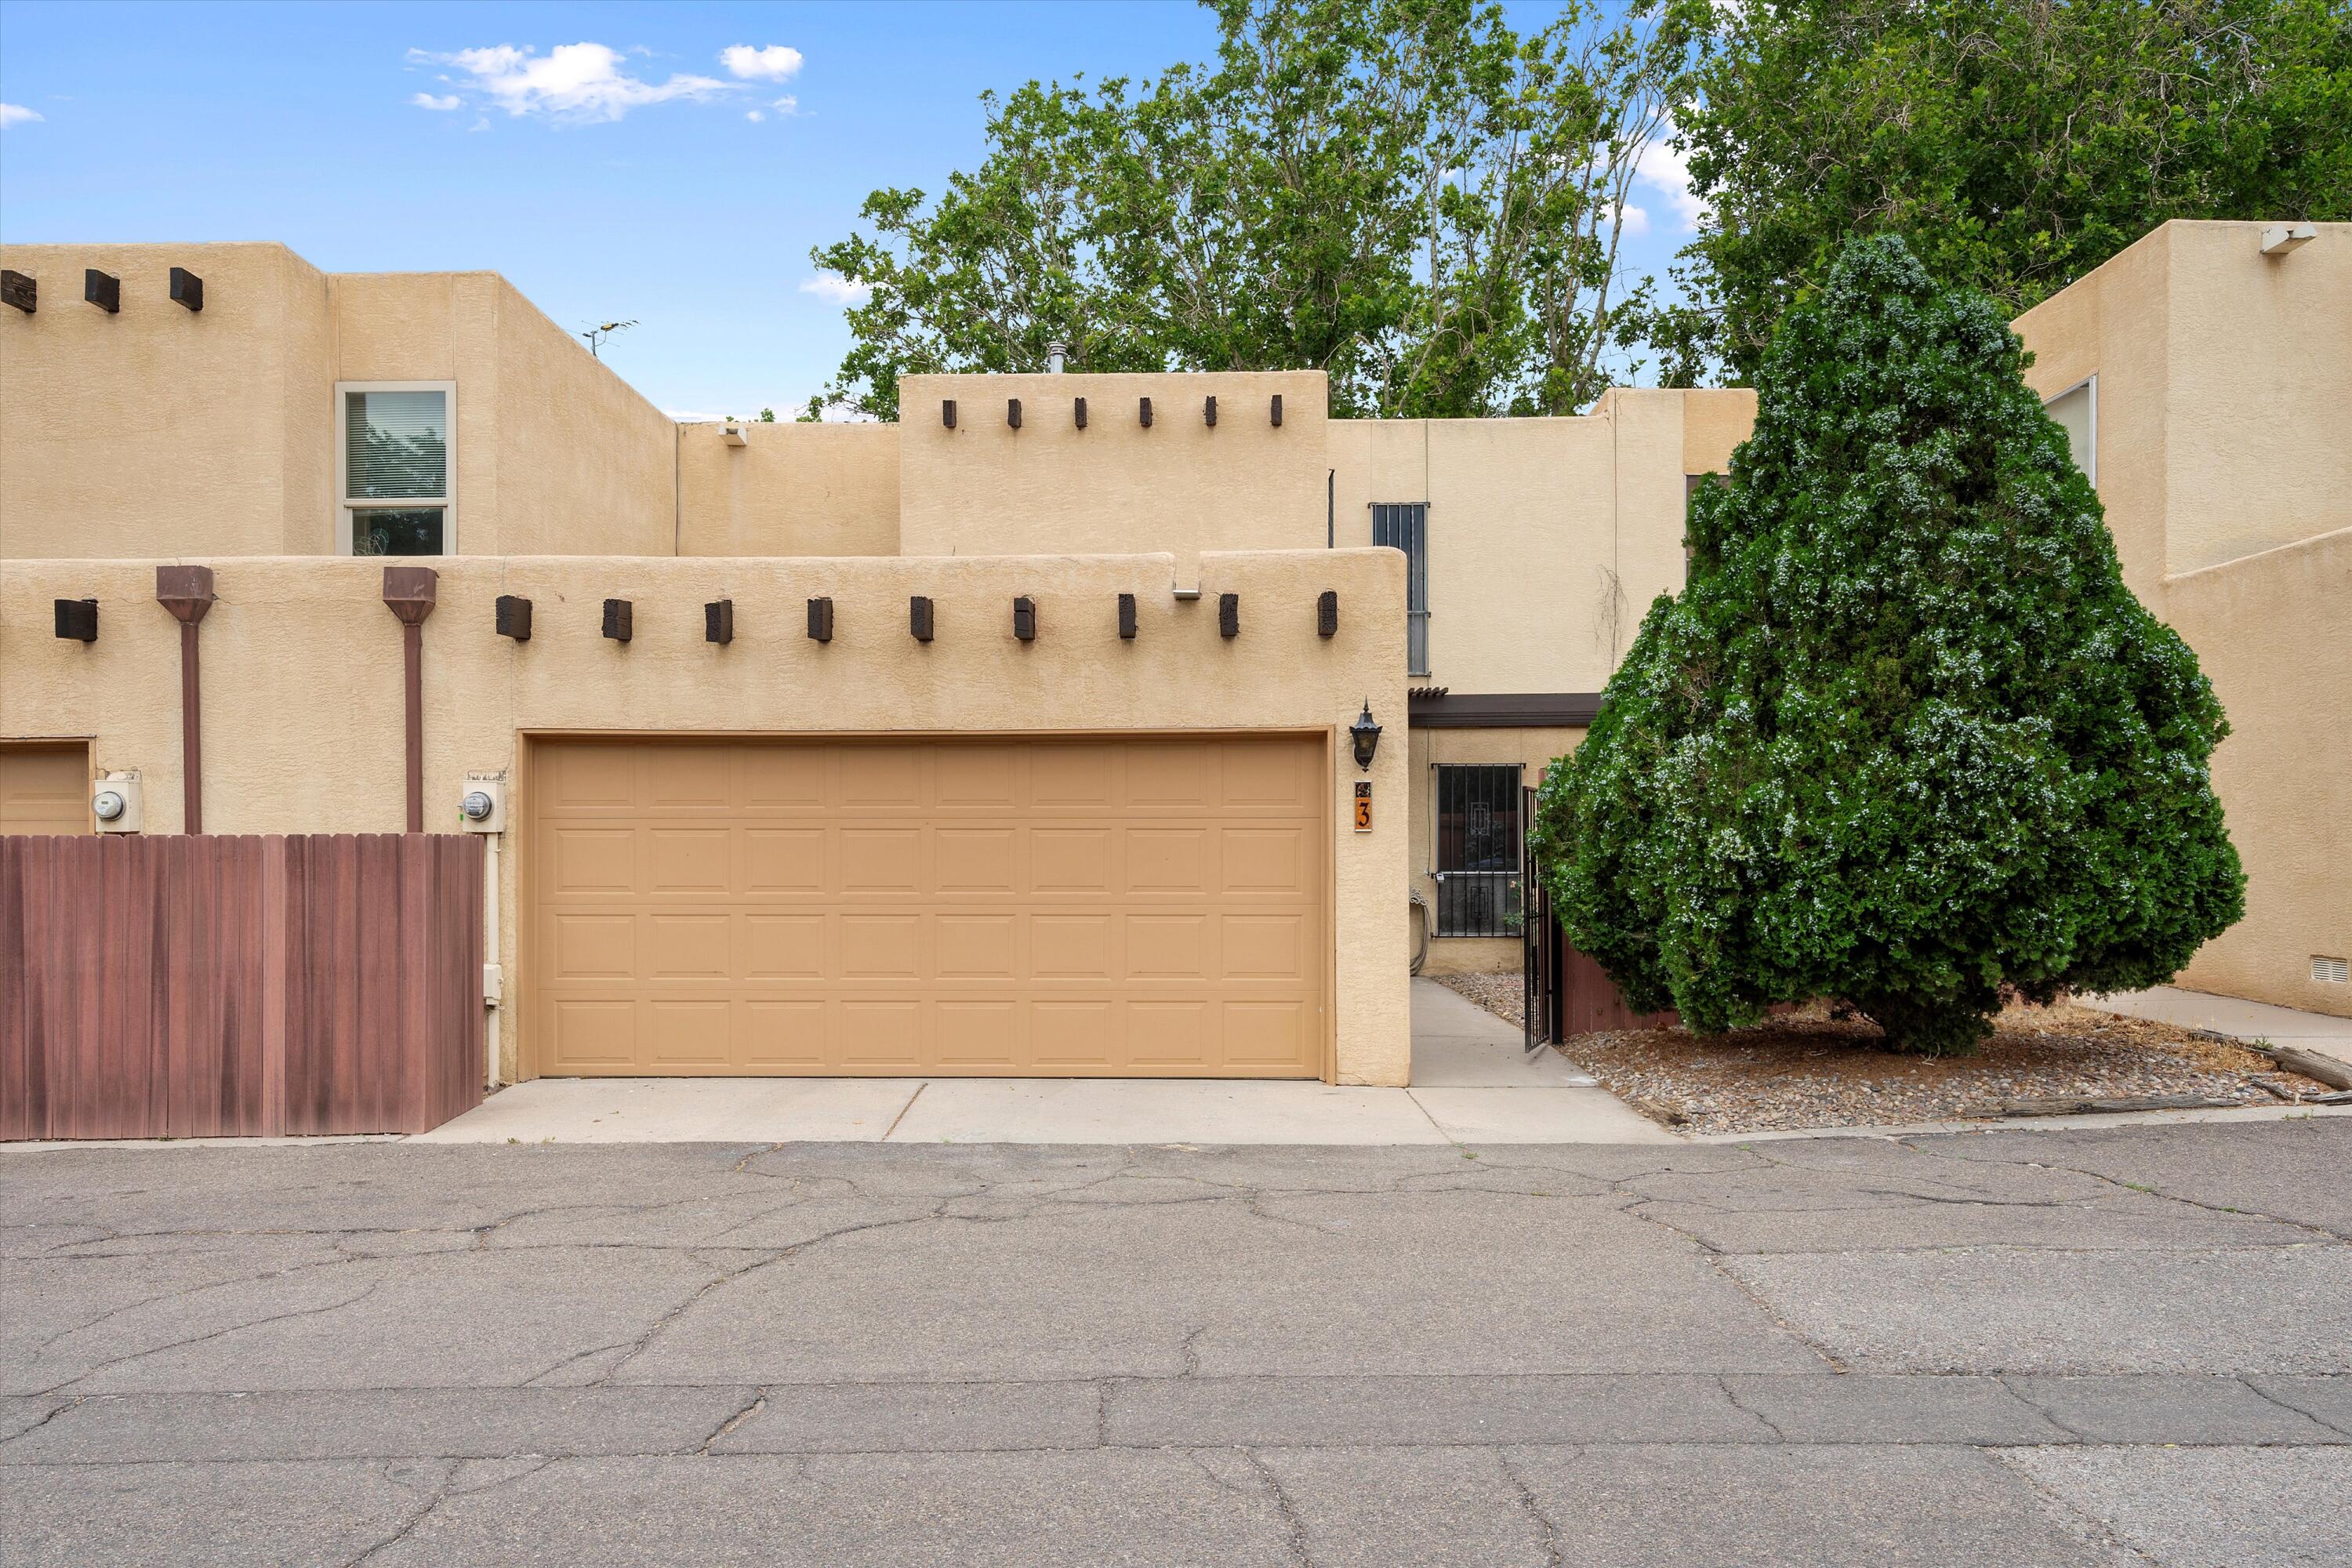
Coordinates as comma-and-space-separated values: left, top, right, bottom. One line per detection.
2, 834, 483, 1142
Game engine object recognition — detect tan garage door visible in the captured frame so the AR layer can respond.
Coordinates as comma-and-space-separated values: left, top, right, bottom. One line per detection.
529, 735, 1327, 1077
0, 743, 89, 835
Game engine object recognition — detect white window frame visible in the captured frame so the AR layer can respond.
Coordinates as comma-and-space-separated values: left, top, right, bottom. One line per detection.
335, 380, 457, 556
2043, 373, 2096, 489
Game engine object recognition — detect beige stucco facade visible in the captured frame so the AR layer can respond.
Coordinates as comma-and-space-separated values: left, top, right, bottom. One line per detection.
2, 219, 2342, 1054
1, 549, 1410, 1083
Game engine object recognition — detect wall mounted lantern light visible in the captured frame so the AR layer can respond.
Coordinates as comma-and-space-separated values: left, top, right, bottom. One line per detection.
1348, 700, 1382, 771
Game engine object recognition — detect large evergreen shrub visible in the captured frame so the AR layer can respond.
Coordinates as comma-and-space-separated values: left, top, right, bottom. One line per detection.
1534, 234, 2244, 1055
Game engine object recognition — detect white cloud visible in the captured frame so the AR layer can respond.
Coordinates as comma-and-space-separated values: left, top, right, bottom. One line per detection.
411, 92, 462, 111
0, 103, 43, 129
1612, 203, 1651, 238
771, 96, 799, 114
720, 45, 803, 82
410, 42, 729, 123
800, 274, 873, 307
746, 109, 765, 123
1635, 125, 1706, 232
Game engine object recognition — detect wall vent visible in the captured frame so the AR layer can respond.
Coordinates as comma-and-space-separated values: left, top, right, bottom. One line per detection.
2314, 956, 2350, 985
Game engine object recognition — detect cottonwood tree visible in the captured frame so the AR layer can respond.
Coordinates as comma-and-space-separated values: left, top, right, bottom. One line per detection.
805, 0, 1707, 419
1534, 235, 2244, 1055
1647, 0, 2352, 383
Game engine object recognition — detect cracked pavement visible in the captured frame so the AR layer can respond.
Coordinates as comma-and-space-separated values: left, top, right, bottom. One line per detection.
3, 1120, 2349, 1566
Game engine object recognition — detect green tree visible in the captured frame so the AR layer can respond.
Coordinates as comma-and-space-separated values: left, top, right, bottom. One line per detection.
806, 0, 1707, 419
1534, 234, 2244, 1055
1650, 0, 2352, 384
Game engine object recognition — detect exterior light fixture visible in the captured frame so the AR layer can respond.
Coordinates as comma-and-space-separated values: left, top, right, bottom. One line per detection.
1348, 700, 1383, 771
169, 267, 204, 312
93, 789, 128, 822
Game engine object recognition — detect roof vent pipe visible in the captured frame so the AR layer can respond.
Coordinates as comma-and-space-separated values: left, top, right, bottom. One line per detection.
1047, 340, 1067, 374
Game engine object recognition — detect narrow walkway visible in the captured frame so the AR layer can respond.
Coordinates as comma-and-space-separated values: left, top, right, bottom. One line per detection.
407, 978, 1678, 1146
2087, 985, 2352, 1070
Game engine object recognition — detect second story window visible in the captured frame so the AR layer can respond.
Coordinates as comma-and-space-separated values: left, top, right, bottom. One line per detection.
2044, 375, 2096, 488
1371, 502, 1428, 676
339, 383, 453, 555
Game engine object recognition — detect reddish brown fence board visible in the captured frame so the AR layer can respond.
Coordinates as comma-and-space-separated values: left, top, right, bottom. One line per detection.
1, 834, 481, 1142
1562, 942, 1680, 1035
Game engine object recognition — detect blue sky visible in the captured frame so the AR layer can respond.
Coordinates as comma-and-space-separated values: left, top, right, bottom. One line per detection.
0, 0, 1700, 418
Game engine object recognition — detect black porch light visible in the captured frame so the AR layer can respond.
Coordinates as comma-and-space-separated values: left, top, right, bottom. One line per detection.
1348, 700, 1382, 771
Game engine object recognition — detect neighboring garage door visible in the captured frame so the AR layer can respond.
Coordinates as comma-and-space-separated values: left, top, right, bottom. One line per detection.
0, 743, 89, 835
530, 735, 1327, 1078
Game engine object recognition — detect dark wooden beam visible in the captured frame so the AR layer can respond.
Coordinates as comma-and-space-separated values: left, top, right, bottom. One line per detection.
1, 270, 34, 314
53, 598, 99, 642
1408, 691, 1605, 728
85, 269, 119, 314
1218, 592, 1239, 638
1073, 396, 1088, 430
1007, 397, 1022, 430
1117, 592, 1138, 640
169, 267, 205, 312
1013, 596, 1037, 641
909, 595, 935, 642
705, 599, 734, 644
1271, 394, 1283, 427
807, 597, 834, 643
495, 595, 532, 641
1203, 394, 1218, 427
942, 399, 958, 430
1138, 396, 1153, 429
602, 599, 633, 642
1317, 590, 1337, 637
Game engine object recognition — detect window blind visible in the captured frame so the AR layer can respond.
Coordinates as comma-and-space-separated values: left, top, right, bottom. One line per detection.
345, 390, 448, 500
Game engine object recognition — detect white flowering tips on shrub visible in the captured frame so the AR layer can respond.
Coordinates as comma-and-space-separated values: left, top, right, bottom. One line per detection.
1534, 234, 2244, 1056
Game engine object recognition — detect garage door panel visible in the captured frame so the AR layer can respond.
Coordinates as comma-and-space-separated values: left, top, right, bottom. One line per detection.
531, 736, 1323, 1077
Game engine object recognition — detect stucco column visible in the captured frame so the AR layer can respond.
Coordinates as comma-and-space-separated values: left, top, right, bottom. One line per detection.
154, 564, 217, 833
380, 567, 439, 833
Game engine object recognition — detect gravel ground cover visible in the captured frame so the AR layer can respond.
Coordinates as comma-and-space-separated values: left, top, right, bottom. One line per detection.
1434, 970, 2335, 1134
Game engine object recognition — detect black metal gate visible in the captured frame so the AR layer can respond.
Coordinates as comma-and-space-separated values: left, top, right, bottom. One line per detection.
1521, 784, 1563, 1051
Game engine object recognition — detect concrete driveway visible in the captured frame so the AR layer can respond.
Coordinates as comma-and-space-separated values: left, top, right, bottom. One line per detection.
5, 1120, 2348, 1565
407, 978, 1672, 1146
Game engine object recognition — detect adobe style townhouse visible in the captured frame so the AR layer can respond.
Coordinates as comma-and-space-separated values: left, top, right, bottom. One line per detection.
1, 220, 2344, 1116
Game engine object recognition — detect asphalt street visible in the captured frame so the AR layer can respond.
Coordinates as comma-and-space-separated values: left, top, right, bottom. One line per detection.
4, 1120, 2349, 1566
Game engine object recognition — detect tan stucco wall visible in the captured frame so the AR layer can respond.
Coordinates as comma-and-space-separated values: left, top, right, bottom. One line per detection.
1, 547, 1412, 1083
1, 242, 336, 557
677, 422, 901, 556
2, 245, 676, 561
326, 271, 675, 557
2158, 528, 2352, 1018
1330, 390, 1717, 695
1405, 725, 1584, 977
896, 372, 1330, 576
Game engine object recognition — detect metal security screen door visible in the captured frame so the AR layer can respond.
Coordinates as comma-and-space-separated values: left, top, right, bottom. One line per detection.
1433, 764, 1522, 937
1370, 503, 1429, 676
